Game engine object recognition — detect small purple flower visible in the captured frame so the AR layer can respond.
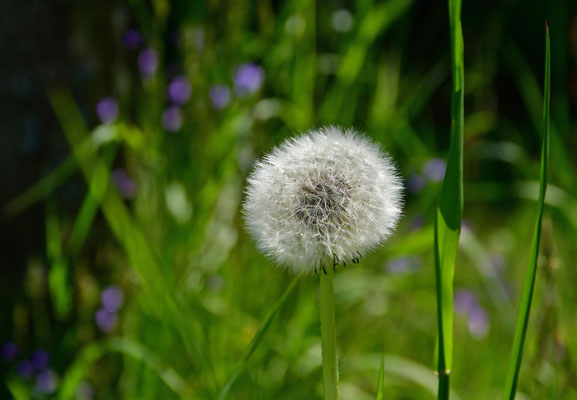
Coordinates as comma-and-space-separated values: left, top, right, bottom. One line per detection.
138, 48, 159, 77
468, 305, 490, 339
30, 349, 50, 371
386, 257, 419, 274
209, 85, 231, 110
455, 289, 477, 315
101, 285, 124, 313
233, 63, 265, 96
423, 158, 446, 182
95, 309, 117, 333
36, 369, 58, 394
162, 107, 183, 132
111, 169, 138, 199
1, 341, 18, 361
96, 97, 119, 124
168, 75, 191, 105
406, 174, 425, 193
408, 215, 424, 231
122, 29, 142, 49
17, 361, 35, 379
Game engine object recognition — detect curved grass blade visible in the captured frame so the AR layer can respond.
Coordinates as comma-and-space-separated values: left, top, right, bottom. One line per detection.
57, 338, 192, 399
503, 22, 550, 400
217, 274, 301, 400
3, 155, 76, 217
434, 0, 464, 398
48, 88, 217, 389
376, 348, 385, 400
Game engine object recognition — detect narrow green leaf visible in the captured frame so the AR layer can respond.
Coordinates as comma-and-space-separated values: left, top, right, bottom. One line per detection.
503, 22, 550, 400
3, 155, 76, 217
57, 338, 192, 400
46, 201, 72, 318
376, 348, 386, 400
434, 0, 464, 398
5, 378, 30, 400
48, 88, 215, 387
217, 274, 300, 400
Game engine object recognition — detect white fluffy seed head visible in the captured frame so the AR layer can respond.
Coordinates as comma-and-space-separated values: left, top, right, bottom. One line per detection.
243, 126, 403, 274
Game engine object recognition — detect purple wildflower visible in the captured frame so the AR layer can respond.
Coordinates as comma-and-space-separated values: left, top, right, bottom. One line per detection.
95, 309, 117, 333
96, 97, 119, 124
406, 174, 425, 193
468, 305, 490, 339
162, 107, 183, 132
111, 169, 138, 199
386, 257, 419, 274
30, 349, 50, 371
36, 369, 58, 394
138, 48, 159, 77
101, 285, 124, 313
209, 85, 231, 109
17, 361, 35, 379
423, 158, 446, 182
122, 29, 142, 49
168, 75, 191, 105
408, 215, 424, 231
455, 289, 477, 315
1, 341, 18, 361
233, 63, 264, 96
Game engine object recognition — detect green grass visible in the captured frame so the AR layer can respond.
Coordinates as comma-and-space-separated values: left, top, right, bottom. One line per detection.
2, 1, 575, 399
503, 22, 551, 400
434, 0, 464, 398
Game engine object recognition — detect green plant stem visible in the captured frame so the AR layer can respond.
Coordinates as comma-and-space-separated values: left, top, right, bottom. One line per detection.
438, 372, 450, 400
320, 267, 339, 400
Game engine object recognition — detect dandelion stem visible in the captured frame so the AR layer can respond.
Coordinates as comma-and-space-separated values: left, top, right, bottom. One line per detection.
320, 266, 339, 400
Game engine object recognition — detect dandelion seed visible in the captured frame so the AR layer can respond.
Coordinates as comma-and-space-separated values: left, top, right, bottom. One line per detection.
243, 126, 403, 274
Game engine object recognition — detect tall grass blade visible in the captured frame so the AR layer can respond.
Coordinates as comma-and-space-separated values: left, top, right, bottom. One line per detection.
57, 338, 192, 399
503, 22, 550, 400
3, 155, 76, 217
48, 88, 214, 386
46, 200, 72, 319
376, 348, 385, 400
217, 274, 300, 400
434, 0, 464, 398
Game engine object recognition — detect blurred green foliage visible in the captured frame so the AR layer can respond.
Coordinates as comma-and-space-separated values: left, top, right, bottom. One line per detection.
1, 0, 577, 399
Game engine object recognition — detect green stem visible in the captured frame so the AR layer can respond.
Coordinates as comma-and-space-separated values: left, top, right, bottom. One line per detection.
320, 266, 339, 400
438, 371, 450, 400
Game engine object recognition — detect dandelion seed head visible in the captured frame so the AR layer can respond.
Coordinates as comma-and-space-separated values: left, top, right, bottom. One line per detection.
243, 126, 403, 274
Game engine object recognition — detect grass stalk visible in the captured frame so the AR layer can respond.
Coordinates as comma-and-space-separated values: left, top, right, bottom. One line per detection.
217, 274, 301, 400
320, 267, 340, 400
434, 0, 464, 398
503, 22, 550, 400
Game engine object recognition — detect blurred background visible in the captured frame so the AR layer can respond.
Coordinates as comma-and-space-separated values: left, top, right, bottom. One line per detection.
1, 0, 577, 398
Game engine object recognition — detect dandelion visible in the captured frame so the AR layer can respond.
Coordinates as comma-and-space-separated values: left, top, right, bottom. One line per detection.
243, 126, 403, 274
243, 126, 403, 400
